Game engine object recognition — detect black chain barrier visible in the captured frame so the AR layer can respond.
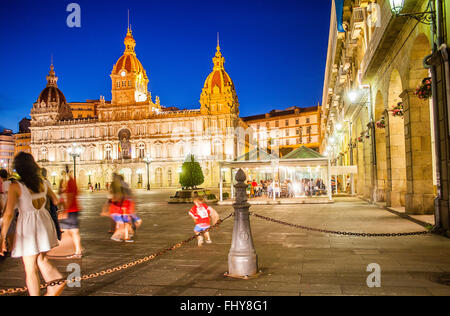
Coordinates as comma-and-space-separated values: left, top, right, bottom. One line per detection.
250, 213, 433, 237
0, 212, 234, 296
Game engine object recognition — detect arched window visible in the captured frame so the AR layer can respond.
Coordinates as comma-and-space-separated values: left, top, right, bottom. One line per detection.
214, 139, 223, 155
105, 144, 112, 160
155, 168, 163, 187
90, 147, 96, 161
167, 144, 173, 158
156, 143, 162, 158
179, 144, 184, 158
138, 143, 145, 159
41, 147, 48, 162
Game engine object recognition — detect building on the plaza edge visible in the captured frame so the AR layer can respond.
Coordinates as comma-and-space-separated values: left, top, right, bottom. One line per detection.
0, 128, 14, 171
14, 118, 31, 156
321, 0, 450, 231
30, 27, 249, 189
242, 105, 322, 157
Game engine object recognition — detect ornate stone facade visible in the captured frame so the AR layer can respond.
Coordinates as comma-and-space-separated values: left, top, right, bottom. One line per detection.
30, 28, 247, 189
321, 0, 439, 216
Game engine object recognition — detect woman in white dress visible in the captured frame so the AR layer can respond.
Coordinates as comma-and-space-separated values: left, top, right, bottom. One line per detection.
0, 153, 65, 296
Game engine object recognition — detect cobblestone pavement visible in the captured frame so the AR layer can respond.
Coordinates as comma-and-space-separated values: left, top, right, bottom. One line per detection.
1, 191, 449, 296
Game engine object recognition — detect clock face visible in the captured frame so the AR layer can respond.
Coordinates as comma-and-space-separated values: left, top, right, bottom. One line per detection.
121, 71, 126, 77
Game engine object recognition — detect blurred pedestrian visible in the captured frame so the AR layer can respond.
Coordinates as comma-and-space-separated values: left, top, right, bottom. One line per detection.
0, 169, 8, 213
58, 169, 68, 211
59, 170, 83, 259
0, 169, 17, 253
106, 175, 136, 242
0, 153, 65, 296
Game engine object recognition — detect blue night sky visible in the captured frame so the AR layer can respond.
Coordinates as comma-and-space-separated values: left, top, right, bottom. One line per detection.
0, 0, 331, 132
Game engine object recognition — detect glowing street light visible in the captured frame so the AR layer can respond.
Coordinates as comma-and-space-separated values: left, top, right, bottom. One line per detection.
67, 143, 82, 181
389, 0, 437, 25
143, 154, 152, 191
389, 0, 405, 15
348, 91, 358, 103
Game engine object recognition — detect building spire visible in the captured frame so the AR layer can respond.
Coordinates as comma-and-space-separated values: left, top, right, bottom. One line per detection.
128, 9, 130, 32
217, 32, 220, 51
46, 59, 58, 87
213, 33, 224, 70
124, 11, 136, 54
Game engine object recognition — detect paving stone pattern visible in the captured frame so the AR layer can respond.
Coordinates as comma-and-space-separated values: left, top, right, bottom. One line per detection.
0, 192, 449, 296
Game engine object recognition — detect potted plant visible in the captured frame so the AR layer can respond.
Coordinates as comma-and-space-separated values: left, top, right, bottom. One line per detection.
415, 77, 432, 100
390, 102, 404, 118
376, 116, 386, 129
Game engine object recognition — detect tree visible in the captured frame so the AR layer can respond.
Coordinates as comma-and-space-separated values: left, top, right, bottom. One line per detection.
179, 155, 204, 189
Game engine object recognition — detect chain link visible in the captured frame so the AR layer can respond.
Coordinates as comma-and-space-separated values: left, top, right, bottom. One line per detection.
250, 213, 432, 237
0, 213, 234, 296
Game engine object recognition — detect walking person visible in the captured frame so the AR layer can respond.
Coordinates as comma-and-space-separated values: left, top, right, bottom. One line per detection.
0, 153, 65, 296
106, 175, 135, 242
188, 195, 219, 247
58, 169, 68, 211
0, 168, 8, 214
0, 169, 18, 255
41, 168, 62, 241
59, 170, 83, 259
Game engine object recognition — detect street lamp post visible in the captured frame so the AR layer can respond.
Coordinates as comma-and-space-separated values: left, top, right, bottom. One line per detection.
67, 143, 82, 181
143, 154, 152, 191
226, 169, 258, 279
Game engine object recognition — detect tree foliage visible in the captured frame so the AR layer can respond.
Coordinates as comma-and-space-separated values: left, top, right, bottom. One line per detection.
179, 155, 204, 189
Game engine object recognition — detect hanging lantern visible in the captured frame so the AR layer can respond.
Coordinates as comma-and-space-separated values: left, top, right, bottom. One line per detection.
389, 0, 405, 15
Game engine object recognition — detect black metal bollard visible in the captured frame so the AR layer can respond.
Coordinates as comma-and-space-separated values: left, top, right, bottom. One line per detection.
227, 169, 258, 278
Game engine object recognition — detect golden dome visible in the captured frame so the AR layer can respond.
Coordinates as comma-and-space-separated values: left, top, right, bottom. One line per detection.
200, 40, 239, 115
112, 28, 148, 79
202, 43, 235, 94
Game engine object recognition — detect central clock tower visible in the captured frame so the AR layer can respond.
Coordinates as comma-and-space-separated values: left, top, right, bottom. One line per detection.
98, 27, 161, 122
110, 27, 150, 105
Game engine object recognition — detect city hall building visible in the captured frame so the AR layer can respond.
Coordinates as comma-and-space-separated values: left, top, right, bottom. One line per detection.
30, 28, 247, 189
29, 27, 322, 189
